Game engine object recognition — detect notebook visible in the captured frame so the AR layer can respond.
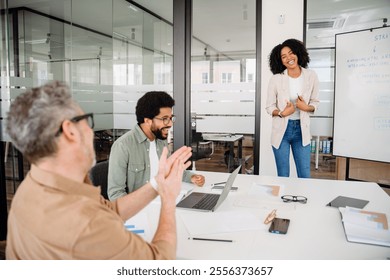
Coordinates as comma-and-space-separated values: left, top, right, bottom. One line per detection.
176, 165, 241, 212
339, 207, 390, 247
326, 195, 369, 209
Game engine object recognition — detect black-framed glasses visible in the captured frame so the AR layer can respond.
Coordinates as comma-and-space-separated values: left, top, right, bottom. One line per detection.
281, 195, 308, 204
56, 113, 94, 136
154, 115, 176, 125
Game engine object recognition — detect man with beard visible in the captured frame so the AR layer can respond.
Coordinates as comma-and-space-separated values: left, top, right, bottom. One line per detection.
6, 82, 192, 259
107, 91, 205, 200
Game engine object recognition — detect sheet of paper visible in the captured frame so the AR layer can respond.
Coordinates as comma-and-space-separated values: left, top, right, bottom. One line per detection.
178, 210, 265, 236
152, 182, 194, 205
339, 207, 390, 247
233, 183, 295, 210
342, 207, 388, 230
233, 198, 296, 211
124, 211, 152, 240
248, 183, 284, 198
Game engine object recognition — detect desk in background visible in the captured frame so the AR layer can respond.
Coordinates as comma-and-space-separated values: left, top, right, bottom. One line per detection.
134, 172, 390, 259
202, 134, 244, 173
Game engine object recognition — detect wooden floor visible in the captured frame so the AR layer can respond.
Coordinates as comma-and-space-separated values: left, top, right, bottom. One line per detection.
192, 143, 337, 179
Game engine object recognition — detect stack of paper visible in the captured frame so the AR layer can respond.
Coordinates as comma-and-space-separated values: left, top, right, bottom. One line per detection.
339, 207, 390, 247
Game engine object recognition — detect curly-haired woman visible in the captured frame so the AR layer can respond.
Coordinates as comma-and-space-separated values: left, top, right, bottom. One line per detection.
266, 39, 320, 178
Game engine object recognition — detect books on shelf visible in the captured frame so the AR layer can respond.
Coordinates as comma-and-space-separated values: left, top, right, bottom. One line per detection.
310, 138, 333, 154
339, 207, 390, 247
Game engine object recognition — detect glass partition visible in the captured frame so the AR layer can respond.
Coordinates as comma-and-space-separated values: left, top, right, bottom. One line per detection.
1, 0, 173, 205
191, 0, 256, 174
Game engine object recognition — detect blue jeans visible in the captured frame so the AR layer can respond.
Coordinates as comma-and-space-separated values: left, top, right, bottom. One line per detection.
272, 120, 311, 178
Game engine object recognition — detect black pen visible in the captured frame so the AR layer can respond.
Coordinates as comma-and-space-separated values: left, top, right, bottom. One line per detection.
211, 181, 226, 187
189, 237, 233, 243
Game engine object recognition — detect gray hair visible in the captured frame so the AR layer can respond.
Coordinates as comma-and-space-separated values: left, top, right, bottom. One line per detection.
6, 81, 79, 163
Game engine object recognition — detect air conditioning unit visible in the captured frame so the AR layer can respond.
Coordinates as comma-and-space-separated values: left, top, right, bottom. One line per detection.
308, 18, 346, 29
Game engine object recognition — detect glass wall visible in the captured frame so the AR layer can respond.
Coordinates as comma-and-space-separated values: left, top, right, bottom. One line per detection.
1, 0, 173, 204
190, 0, 256, 174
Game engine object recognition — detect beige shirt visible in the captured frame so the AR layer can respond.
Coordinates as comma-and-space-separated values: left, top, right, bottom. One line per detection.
265, 68, 320, 149
6, 165, 174, 260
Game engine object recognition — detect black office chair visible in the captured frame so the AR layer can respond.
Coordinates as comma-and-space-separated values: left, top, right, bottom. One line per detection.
0, 240, 6, 260
89, 160, 109, 200
191, 131, 213, 170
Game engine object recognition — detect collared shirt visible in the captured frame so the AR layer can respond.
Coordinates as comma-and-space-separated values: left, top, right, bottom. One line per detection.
6, 165, 174, 260
107, 124, 192, 200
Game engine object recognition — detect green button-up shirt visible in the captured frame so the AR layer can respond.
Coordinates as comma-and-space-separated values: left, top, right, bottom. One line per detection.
107, 124, 192, 200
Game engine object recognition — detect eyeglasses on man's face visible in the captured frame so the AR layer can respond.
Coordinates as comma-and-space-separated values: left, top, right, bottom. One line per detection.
154, 115, 176, 125
281, 195, 308, 204
56, 113, 94, 136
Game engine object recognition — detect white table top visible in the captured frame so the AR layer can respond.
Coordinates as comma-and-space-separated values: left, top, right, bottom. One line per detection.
130, 171, 390, 259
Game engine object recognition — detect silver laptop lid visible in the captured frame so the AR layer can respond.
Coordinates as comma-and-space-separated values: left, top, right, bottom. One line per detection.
213, 165, 241, 211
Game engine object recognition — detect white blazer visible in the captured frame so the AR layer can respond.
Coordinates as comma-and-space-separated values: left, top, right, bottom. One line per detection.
265, 67, 320, 149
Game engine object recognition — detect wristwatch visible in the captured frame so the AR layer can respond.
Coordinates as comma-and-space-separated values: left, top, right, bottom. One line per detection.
278, 111, 284, 118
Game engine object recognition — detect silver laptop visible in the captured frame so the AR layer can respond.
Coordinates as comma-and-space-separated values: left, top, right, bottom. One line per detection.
176, 165, 241, 212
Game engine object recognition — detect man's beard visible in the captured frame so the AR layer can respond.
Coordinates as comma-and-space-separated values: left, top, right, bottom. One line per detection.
152, 127, 169, 140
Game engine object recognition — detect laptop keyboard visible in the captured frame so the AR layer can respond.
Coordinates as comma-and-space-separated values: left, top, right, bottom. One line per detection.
193, 194, 220, 210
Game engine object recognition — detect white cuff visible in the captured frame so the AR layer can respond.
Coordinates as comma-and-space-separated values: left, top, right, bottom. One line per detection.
150, 177, 158, 191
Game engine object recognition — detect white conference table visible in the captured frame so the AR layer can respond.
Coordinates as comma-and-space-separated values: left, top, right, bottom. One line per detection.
130, 171, 390, 259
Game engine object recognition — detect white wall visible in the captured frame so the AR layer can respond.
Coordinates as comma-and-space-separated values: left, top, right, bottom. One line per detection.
260, 0, 304, 176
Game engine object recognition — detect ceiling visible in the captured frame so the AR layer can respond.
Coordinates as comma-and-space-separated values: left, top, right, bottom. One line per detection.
133, 0, 390, 50
7, 0, 390, 55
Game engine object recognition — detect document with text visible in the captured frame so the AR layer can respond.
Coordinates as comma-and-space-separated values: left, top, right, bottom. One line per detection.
339, 207, 390, 247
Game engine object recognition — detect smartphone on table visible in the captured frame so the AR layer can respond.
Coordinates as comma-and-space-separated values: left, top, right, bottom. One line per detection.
269, 218, 290, 234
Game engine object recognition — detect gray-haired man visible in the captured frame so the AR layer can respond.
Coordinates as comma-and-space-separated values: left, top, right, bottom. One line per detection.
6, 81, 191, 259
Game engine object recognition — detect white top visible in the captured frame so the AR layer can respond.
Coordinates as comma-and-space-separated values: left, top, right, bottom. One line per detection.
149, 140, 159, 180
288, 75, 303, 120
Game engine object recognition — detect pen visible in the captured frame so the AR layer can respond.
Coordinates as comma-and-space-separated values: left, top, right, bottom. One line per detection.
189, 237, 233, 243
211, 181, 226, 187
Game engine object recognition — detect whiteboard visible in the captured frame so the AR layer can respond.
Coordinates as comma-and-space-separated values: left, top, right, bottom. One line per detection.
333, 27, 390, 163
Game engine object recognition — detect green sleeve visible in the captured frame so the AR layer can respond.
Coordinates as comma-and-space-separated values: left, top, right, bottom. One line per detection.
107, 141, 129, 200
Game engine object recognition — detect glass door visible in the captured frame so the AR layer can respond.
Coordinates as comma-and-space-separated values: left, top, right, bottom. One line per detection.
191, 0, 256, 174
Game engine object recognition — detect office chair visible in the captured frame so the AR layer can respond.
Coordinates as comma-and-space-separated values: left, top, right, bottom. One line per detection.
191, 131, 214, 170
0, 240, 6, 260
89, 160, 109, 199
94, 130, 113, 152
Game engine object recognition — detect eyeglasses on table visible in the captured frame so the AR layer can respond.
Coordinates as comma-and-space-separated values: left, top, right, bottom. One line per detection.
281, 195, 308, 204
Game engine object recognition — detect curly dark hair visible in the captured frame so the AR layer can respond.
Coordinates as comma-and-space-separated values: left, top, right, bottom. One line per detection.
136, 91, 175, 124
268, 39, 310, 74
